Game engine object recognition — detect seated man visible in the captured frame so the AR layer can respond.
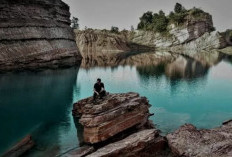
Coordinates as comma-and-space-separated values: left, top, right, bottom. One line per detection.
93, 78, 106, 101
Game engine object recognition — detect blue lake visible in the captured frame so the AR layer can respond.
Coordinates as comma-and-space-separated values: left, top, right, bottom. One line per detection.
0, 55, 232, 156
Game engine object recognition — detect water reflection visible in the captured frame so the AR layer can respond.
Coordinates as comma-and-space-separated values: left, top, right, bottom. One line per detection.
82, 51, 212, 81
1, 50, 232, 156
0, 67, 80, 155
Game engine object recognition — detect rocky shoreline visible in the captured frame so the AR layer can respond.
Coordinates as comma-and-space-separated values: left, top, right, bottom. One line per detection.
2, 93, 231, 157
67, 93, 231, 157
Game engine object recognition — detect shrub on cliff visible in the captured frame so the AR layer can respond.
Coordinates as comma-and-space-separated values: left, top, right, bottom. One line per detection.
137, 10, 168, 32
174, 3, 186, 13
137, 11, 153, 30
137, 3, 211, 33
152, 10, 169, 32
110, 26, 119, 34
168, 11, 188, 26
71, 17, 79, 29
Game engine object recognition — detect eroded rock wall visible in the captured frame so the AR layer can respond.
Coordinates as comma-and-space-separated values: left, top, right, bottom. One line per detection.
0, 0, 82, 71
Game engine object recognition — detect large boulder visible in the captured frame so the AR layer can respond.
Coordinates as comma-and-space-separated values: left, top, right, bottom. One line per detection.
73, 92, 151, 144
0, 0, 82, 71
86, 129, 167, 157
166, 120, 232, 157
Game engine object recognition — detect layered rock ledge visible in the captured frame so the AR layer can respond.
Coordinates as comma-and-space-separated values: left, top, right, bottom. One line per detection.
0, 0, 82, 72
167, 120, 232, 157
70, 92, 168, 157
73, 93, 151, 144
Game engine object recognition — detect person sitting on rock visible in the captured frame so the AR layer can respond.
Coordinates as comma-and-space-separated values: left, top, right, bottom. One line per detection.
93, 78, 106, 101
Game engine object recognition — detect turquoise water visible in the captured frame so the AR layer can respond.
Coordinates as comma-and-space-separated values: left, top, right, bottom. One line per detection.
0, 57, 232, 156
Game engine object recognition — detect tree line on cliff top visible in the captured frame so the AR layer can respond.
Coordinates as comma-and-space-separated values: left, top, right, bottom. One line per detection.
71, 3, 213, 34
137, 3, 209, 33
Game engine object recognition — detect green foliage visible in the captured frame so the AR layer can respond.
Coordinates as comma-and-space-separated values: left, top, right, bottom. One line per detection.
137, 3, 210, 33
71, 17, 79, 29
190, 7, 204, 17
174, 3, 184, 13
137, 10, 168, 32
110, 26, 119, 34
137, 11, 153, 30
152, 10, 169, 32
168, 11, 187, 25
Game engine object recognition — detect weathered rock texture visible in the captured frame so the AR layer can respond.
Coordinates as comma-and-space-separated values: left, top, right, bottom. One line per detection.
73, 93, 151, 144
0, 0, 82, 71
75, 30, 130, 59
70, 92, 169, 157
166, 120, 232, 157
75, 29, 155, 59
86, 129, 167, 157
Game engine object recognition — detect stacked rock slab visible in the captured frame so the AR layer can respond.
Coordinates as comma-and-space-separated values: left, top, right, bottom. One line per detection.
71, 92, 168, 157
167, 120, 232, 157
73, 93, 151, 144
0, 0, 82, 71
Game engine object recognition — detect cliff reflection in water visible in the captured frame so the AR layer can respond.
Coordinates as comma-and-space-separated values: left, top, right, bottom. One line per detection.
0, 67, 81, 156
81, 51, 218, 80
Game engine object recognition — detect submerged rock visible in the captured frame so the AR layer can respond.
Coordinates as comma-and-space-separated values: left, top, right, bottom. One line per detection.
2, 135, 34, 157
73, 92, 151, 144
166, 120, 232, 157
0, 0, 82, 72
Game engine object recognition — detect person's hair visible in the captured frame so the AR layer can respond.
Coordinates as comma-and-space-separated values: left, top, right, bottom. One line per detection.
97, 78, 101, 82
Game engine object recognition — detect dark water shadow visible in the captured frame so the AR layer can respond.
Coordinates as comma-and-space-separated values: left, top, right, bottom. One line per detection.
0, 67, 80, 155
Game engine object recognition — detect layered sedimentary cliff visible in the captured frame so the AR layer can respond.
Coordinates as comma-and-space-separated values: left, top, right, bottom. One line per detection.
75, 30, 130, 59
0, 0, 82, 71
75, 29, 155, 59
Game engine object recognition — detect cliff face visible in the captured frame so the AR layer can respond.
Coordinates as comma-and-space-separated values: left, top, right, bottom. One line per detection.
0, 0, 82, 71
75, 11, 231, 60
131, 13, 215, 47
75, 30, 131, 59
75, 30, 155, 59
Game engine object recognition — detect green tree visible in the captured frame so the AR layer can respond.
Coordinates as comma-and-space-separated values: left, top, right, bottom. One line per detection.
174, 3, 183, 13
152, 10, 169, 32
71, 17, 79, 29
137, 11, 153, 30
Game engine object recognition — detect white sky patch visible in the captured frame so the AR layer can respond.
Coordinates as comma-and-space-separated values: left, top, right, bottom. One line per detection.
63, 0, 232, 31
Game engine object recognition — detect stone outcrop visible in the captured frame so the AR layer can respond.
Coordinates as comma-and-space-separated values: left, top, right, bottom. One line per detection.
86, 129, 166, 157
0, 0, 82, 72
75, 29, 155, 59
73, 93, 151, 144
170, 31, 227, 55
75, 30, 130, 59
166, 120, 232, 157
70, 92, 168, 157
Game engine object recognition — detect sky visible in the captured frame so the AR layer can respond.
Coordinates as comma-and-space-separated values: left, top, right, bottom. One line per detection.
63, 0, 232, 31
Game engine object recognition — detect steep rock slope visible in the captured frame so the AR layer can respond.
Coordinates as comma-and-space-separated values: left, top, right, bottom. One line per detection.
0, 0, 82, 71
